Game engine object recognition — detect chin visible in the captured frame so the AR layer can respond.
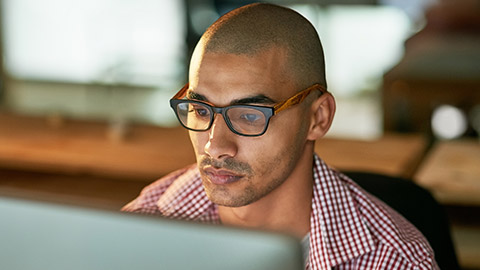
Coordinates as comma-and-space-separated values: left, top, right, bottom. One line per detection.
204, 184, 259, 207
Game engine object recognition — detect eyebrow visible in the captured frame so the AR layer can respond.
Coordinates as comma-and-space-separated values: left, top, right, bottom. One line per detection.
186, 91, 207, 101
186, 91, 276, 106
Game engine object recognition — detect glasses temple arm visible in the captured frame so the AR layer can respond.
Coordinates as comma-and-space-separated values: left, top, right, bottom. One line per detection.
172, 83, 189, 99
273, 84, 325, 114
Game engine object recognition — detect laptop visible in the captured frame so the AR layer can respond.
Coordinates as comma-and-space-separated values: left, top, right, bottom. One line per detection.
0, 195, 303, 270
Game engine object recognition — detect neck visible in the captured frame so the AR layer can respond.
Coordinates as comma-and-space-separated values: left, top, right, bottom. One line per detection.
218, 142, 315, 239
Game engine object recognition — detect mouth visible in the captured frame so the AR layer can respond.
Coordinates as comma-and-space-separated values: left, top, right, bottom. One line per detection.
203, 167, 244, 185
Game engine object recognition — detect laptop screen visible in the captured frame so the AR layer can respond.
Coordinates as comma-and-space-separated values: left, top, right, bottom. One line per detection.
0, 196, 303, 270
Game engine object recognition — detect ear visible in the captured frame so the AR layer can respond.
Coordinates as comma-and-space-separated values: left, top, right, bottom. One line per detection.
306, 93, 336, 141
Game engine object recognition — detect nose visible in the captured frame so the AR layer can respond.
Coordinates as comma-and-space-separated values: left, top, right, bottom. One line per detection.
204, 114, 238, 160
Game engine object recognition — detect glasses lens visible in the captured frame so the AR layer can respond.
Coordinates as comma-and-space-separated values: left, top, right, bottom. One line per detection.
176, 102, 212, 131
227, 107, 267, 135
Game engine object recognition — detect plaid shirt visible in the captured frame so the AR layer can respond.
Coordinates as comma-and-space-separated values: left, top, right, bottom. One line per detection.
122, 155, 439, 270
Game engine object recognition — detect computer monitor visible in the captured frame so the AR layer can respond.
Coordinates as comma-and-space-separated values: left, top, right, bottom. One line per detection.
0, 195, 303, 270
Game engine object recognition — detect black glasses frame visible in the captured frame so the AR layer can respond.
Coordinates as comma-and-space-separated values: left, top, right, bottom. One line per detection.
170, 99, 275, 136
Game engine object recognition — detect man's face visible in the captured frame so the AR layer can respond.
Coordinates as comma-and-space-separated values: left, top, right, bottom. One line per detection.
188, 47, 311, 207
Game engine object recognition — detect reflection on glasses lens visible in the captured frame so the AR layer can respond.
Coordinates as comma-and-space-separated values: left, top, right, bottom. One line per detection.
176, 103, 211, 131
227, 107, 266, 135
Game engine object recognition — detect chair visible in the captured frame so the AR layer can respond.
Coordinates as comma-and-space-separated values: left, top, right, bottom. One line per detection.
344, 171, 460, 270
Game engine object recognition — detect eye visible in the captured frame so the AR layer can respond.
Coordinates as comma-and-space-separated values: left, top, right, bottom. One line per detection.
240, 113, 262, 123
195, 108, 209, 117
227, 107, 266, 128
189, 104, 210, 117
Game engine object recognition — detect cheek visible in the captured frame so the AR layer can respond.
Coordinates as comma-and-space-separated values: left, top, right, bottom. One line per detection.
189, 131, 207, 157
249, 116, 308, 171
244, 128, 301, 172
265, 113, 308, 148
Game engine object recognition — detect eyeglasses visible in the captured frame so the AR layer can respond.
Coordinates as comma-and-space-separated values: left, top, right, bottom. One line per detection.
170, 83, 326, 137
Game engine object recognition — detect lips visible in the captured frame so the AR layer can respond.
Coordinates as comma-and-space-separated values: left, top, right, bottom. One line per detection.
203, 167, 244, 185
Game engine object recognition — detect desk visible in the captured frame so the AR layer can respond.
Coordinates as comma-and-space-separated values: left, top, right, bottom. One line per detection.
414, 140, 480, 269
316, 134, 428, 179
0, 113, 195, 181
415, 139, 480, 206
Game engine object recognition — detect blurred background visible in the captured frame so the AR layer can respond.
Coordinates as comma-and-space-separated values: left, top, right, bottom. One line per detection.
0, 0, 479, 269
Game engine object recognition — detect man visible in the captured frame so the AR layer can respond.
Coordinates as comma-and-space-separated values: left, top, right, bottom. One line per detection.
123, 3, 438, 269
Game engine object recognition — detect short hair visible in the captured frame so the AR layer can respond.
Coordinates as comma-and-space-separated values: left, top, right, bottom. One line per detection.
198, 3, 327, 90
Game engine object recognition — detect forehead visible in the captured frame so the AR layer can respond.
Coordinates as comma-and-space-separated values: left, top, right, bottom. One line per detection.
188, 48, 297, 106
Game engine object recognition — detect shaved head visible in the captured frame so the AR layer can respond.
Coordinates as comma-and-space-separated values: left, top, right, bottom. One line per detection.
193, 3, 327, 90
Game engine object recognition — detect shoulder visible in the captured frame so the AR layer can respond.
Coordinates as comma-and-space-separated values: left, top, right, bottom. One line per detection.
337, 240, 438, 269
311, 155, 437, 268
336, 172, 438, 269
121, 164, 199, 213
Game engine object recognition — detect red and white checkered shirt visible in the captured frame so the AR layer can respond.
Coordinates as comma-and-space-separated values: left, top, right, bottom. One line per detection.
122, 155, 439, 270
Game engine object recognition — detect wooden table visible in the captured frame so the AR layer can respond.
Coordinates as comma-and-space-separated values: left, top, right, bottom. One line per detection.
316, 133, 428, 179
0, 113, 196, 181
414, 139, 480, 269
415, 139, 480, 206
